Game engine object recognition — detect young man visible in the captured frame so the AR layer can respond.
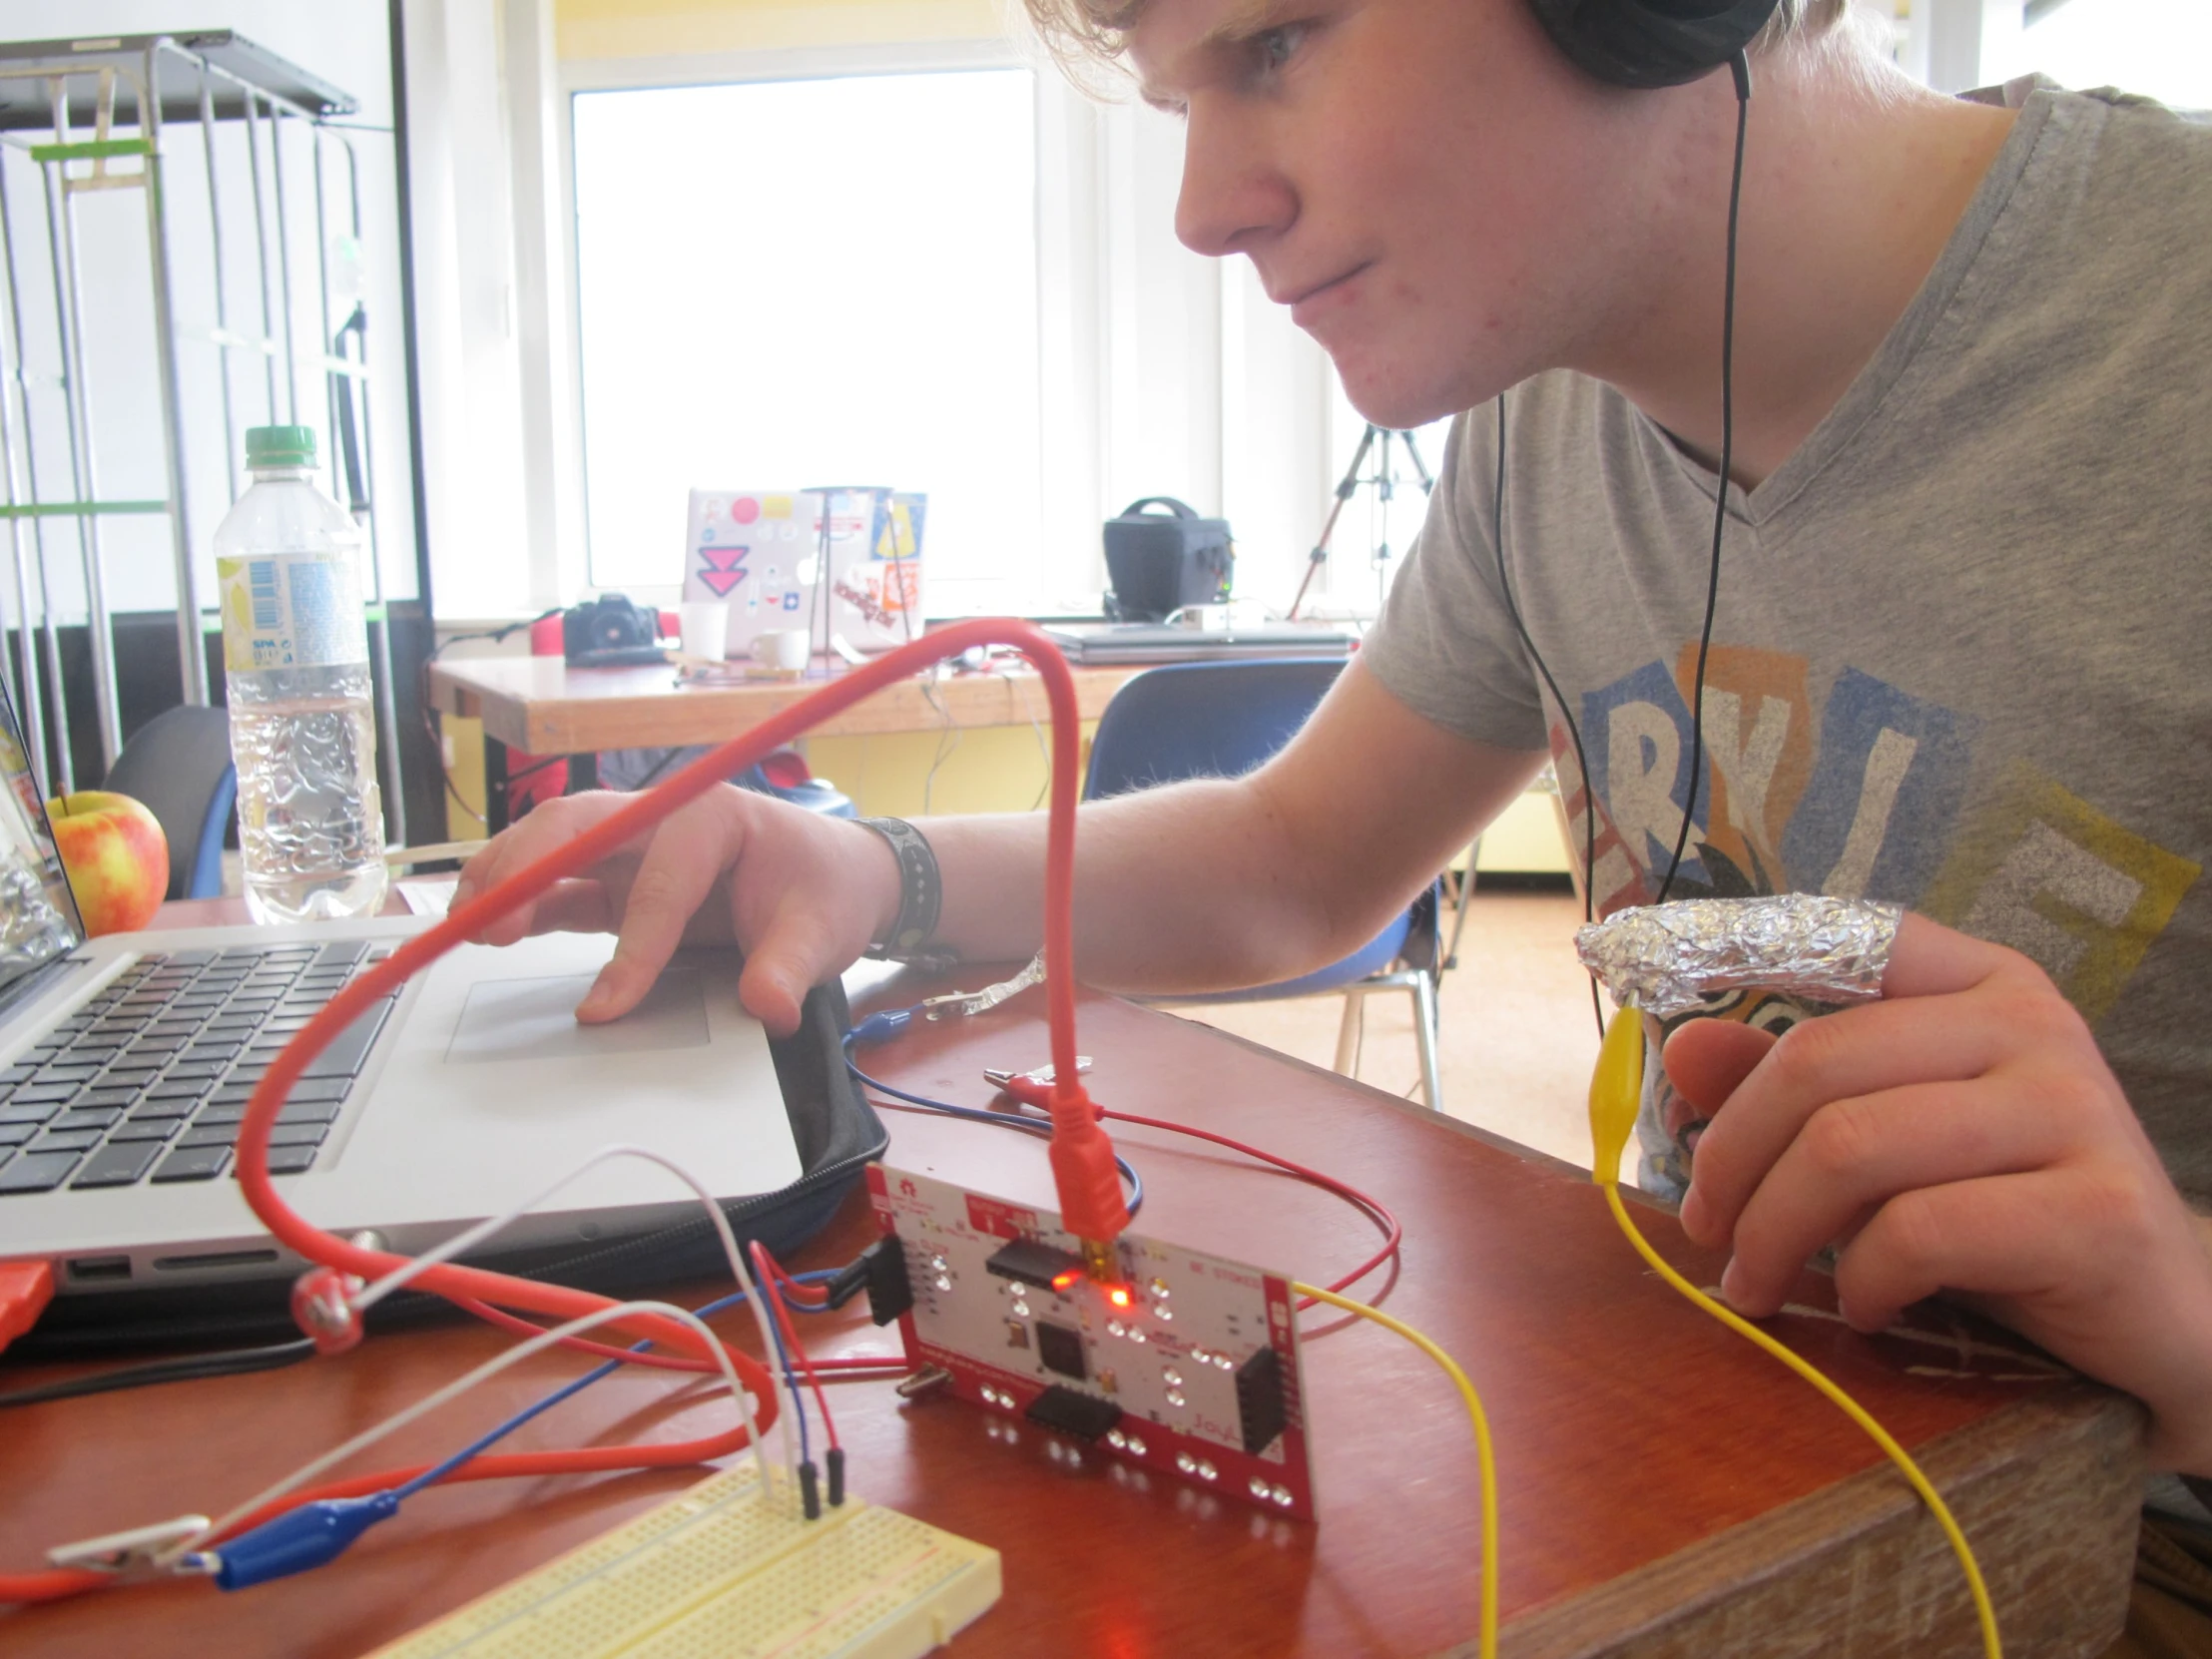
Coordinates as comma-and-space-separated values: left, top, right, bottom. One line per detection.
460, 0, 2212, 1546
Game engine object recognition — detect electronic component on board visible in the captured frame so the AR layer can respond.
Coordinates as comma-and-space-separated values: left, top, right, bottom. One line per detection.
868, 1165, 1317, 1519
1237, 1346, 1288, 1454
828, 1236, 914, 1327
1035, 1320, 1087, 1381
984, 1237, 1087, 1293
1024, 1385, 1123, 1441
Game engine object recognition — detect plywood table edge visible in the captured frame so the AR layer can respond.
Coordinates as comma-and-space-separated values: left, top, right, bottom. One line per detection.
426, 662, 1148, 755
1484, 1385, 2144, 1659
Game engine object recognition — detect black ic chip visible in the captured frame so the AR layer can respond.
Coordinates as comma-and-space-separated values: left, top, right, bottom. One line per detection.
1036, 1319, 1087, 1381
1025, 1383, 1122, 1441
985, 1237, 1085, 1291
1236, 1346, 1288, 1454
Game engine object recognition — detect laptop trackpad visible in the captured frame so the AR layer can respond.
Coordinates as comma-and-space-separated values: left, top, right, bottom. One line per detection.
444, 970, 708, 1062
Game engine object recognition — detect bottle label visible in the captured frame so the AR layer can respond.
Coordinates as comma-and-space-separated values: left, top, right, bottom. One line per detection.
217, 553, 368, 672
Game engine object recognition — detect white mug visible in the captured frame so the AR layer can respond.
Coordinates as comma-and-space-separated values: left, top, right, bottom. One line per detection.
750, 629, 811, 672
678, 601, 729, 662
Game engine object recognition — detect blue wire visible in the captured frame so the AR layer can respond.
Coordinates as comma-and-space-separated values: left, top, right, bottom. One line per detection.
393, 1003, 1138, 1507
846, 1049, 1146, 1216
840, 1021, 1150, 1212
391, 1271, 839, 1500
754, 1263, 810, 1467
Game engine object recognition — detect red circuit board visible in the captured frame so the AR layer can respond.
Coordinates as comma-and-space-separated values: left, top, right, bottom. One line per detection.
867, 1164, 1317, 1521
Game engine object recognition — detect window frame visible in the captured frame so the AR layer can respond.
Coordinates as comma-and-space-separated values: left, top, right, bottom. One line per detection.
554, 39, 1106, 612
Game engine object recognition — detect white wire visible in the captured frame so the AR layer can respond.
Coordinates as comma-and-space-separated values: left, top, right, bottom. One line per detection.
153, 1299, 762, 1569
347, 1142, 802, 1495
354, 1144, 725, 1312
733, 1239, 808, 1517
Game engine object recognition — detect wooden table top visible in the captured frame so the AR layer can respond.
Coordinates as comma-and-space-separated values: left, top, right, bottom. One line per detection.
426, 654, 1146, 755
0, 958, 2142, 1657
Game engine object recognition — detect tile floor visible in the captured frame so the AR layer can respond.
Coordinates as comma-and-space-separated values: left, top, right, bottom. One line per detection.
1173, 888, 1619, 1177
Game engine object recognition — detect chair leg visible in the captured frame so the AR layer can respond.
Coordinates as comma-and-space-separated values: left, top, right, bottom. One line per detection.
1409, 971, 1442, 1112
1333, 990, 1362, 1076
1442, 836, 1480, 970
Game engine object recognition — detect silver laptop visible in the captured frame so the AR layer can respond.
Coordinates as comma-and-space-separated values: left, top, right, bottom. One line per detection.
1040, 622, 1356, 665
0, 689, 800, 1304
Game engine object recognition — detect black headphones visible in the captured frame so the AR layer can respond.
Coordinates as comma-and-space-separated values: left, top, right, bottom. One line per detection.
1526, 0, 1782, 89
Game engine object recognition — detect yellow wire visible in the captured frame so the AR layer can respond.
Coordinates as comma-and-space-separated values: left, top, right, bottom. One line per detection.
1294, 1280, 1498, 1659
1588, 1009, 2001, 1658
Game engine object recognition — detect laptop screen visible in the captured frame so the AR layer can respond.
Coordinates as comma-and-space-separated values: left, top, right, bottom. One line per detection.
0, 678, 85, 991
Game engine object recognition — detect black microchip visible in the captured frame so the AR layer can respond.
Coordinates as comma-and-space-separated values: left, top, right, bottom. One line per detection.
1024, 1383, 1122, 1441
984, 1237, 1085, 1292
1236, 1346, 1288, 1454
1035, 1320, 1087, 1381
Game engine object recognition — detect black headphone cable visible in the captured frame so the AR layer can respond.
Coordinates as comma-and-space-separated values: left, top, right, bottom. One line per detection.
1486, 50, 1753, 1034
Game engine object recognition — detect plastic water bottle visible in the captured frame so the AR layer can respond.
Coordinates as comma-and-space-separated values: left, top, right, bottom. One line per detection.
215, 425, 388, 923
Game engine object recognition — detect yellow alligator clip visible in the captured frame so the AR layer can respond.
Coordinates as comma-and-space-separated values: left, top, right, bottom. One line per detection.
1588, 1005, 1644, 1185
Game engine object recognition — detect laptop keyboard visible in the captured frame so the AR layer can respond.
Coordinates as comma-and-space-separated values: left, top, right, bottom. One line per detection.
0, 941, 397, 1197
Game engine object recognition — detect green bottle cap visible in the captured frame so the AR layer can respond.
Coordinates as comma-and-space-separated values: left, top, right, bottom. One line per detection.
244, 425, 317, 468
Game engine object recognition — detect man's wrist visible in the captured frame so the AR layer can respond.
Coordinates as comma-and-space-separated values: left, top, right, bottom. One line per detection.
855, 818, 942, 961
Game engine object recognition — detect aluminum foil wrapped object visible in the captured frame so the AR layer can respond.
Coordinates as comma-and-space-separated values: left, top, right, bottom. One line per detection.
1574, 893, 1904, 1019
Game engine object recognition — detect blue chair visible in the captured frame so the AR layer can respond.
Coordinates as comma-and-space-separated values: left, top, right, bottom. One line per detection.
1083, 658, 1447, 1109
103, 704, 237, 901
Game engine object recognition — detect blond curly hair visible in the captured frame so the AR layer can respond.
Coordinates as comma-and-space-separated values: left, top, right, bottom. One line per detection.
1021, 0, 1860, 88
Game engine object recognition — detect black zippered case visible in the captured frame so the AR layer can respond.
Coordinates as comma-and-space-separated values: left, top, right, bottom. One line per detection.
7, 979, 885, 1360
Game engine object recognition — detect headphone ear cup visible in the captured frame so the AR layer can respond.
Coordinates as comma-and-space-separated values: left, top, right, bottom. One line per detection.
1525, 0, 1781, 89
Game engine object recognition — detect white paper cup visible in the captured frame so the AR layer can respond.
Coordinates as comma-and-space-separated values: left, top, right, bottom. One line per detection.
750, 629, 812, 672
679, 601, 730, 661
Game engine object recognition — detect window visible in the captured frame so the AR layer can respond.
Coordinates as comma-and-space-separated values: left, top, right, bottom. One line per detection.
2001, 0, 2212, 109
570, 70, 1042, 597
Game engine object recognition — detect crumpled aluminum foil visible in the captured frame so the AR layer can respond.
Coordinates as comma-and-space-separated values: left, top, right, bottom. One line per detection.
1574, 893, 1903, 1018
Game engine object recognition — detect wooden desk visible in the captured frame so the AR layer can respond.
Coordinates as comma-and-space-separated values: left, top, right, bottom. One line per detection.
425, 655, 1146, 830
0, 957, 2142, 1657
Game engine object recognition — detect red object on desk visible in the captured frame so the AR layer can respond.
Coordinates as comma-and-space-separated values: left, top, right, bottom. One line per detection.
504, 612, 572, 820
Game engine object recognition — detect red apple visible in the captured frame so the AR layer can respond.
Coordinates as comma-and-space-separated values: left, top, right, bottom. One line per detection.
46, 790, 169, 937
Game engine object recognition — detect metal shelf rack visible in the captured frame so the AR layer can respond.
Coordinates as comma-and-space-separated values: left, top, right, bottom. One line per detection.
0, 29, 405, 844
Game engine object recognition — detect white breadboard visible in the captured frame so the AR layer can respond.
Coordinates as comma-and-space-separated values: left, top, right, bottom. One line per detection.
365, 1466, 1000, 1659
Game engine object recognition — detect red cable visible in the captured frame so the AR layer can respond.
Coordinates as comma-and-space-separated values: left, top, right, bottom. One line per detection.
753, 1244, 837, 1453
7, 623, 1114, 1610
1098, 1107, 1402, 1307
980, 1077, 1403, 1307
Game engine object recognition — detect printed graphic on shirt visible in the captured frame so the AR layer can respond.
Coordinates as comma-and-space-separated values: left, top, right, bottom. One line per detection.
1551, 722, 1645, 919
1578, 662, 1710, 890
1554, 652, 2198, 1197
1776, 668, 1978, 906
1669, 645, 1814, 898
1922, 763, 2201, 1025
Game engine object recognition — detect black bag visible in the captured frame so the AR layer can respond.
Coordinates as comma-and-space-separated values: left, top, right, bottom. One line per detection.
10, 975, 886, 1359
1103, 497, 1234, 622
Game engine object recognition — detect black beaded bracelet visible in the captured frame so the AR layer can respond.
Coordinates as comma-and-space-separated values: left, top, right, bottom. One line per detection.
857, 817, 942, 961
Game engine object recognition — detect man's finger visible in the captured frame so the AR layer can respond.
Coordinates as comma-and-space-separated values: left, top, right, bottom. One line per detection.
1663, 1019, 1775, 1116
1681, 991, 2042, 1243
511, 879, 616, 939
736, 901, 849, 1038
452, 794, 650, 919
1718, 1078, 2077, 1316
574, 803, 742, 1023
1880, 911, 2021, 1000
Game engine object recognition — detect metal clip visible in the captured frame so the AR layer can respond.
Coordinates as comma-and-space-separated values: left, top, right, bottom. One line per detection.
981, 1058, 1092, 1090
920, 950, 1047, 1021
894, 1365, 953, 1400
49, 1514, 214, 1580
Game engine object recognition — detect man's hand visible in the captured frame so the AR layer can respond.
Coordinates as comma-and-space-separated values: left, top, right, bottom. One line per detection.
451, 788, 900, 1037
1669, 911, 2212, 1473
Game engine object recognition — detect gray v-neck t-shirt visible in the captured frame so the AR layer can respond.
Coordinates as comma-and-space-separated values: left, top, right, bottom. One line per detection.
1363, 81, 2212, 1199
